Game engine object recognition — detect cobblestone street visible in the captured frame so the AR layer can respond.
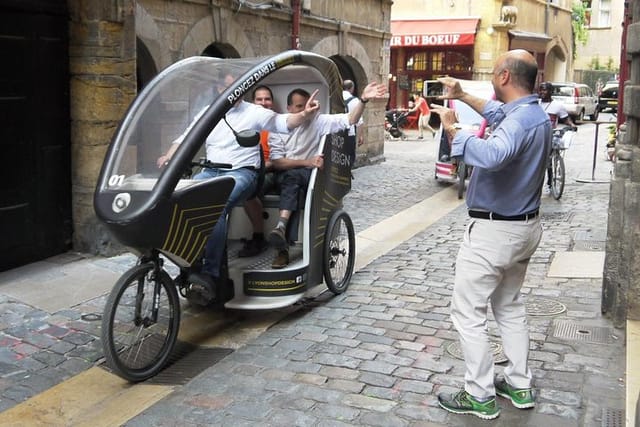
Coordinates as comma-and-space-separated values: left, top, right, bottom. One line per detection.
0, 119, 627, 426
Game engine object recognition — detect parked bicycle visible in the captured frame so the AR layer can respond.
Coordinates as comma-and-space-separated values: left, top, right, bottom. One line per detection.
548, 125, 576, 200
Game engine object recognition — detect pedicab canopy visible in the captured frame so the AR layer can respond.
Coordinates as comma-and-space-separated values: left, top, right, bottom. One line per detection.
94, 50, 352, 265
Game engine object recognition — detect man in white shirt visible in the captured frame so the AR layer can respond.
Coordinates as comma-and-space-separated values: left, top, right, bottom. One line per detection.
342, 79, 364, 167
268, 82, 387, 268
157, 75, 320, 296
538, 81, 577, 190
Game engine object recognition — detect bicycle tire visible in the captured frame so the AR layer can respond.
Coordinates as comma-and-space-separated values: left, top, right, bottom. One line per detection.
551, 151, 565, 200
101, 262, 180, 382
323, 210, 355, 294
457, 162, 467, 200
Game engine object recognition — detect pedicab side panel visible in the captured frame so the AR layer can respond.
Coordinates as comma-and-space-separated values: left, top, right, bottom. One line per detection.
308, 131, 352, 283
94, 51, 346, 271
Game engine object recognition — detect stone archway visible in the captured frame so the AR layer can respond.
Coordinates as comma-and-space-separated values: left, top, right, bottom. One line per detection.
544, 36, 570, 82
135, 3, 172, 72
310, 36, 383, 166
181, 13, 254, 58
311, 36, 373, 79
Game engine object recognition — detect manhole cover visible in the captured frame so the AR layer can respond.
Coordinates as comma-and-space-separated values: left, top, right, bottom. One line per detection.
574, 230, 607, 242
540, 211, 572, 222
573, 240, 606, 251
446, 341, 507, 364
526, 297, 567, 316
552, 320, 614, 344
601, 407, 624, 427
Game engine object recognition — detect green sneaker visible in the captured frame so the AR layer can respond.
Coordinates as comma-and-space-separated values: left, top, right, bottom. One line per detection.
437, 389, 500, 420
494, 378, 535, 409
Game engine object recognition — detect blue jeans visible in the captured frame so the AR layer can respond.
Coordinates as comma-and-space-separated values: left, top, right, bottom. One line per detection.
192, 167, 258, 278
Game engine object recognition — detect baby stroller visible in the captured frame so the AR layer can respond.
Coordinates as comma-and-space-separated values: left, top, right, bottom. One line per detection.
384, 109, 409, 140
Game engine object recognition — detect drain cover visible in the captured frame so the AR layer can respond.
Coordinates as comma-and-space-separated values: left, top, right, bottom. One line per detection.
446, 341, 507, 364
573, 240, 606, 251
101, 341, 233, 385
552, 320, 614, 344
145, 342, 233, 385
601, 407, 624, 427
526, 297, 567, 316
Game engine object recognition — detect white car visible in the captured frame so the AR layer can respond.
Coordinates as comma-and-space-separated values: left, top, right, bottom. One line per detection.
550, 82, 599, 122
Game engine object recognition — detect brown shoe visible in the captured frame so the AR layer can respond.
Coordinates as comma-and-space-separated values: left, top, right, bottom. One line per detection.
268, 226, 287, 249
271, 249, 289, 269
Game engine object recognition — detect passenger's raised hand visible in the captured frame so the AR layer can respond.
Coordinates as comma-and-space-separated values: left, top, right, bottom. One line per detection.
360, 82, 388, 102
304, 89, 321, 116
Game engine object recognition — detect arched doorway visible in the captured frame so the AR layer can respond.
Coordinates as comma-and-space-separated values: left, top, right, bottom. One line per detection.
0, 0, 72, 271
137, 38, 158, 91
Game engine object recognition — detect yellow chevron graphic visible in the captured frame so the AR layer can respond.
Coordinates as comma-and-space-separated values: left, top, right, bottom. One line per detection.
162, 203, 226, 264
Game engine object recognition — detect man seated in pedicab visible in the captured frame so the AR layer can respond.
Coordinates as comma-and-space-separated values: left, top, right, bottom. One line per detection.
238, 85, 280, 257
156, 75, 321, 297
268, 82, 387, 269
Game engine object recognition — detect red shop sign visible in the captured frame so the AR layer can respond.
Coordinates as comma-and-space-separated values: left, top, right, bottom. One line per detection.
390, 19, 478, 47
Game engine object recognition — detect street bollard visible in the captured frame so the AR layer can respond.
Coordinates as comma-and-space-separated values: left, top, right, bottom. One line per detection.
575, 120, 616, 183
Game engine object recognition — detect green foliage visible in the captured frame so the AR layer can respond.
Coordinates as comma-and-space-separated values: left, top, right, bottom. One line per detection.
607, 124, 617, 147
588, 55, 619, 72
572, 1, 590, 60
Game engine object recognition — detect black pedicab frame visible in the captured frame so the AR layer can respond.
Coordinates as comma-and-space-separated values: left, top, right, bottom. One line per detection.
94, 50, 356, 381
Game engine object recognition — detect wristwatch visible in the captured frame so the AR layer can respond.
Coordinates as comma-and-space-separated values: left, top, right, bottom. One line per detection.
358, 96, 369, 104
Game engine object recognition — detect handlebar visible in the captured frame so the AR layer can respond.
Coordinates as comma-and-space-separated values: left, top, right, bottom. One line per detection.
190, 160, 233, 170
553, 126, 577, 138
182, 159, 233, 179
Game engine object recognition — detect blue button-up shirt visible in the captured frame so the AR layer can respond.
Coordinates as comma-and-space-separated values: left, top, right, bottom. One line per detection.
451, 94, 552, 216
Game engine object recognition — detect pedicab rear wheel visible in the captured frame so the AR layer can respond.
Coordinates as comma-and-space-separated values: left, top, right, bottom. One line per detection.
323, 210, 355, 294
101, 262, 180, 382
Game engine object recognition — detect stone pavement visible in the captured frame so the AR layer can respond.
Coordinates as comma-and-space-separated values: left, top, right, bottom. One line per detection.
0, 117, 627, 426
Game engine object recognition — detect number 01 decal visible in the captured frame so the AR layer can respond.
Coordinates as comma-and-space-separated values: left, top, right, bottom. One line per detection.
108, 175, 125, 187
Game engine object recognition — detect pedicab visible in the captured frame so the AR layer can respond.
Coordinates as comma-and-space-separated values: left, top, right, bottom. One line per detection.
433, 79, 494, 199
94, 51, 356, 382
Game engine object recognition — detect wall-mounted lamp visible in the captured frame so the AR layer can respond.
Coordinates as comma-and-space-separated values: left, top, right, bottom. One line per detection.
486, 26, 495, 35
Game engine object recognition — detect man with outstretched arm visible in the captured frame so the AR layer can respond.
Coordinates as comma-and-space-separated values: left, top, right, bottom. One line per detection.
430, 49, 552, 420
267, 81, 387, 268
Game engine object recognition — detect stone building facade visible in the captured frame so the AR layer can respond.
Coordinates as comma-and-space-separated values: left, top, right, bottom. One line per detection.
602, 1, 639, 326
0, 0, 391, 266
388, 0, 575, 109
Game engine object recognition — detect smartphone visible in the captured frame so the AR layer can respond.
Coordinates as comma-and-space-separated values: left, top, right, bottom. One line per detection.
423, 80, 444, 98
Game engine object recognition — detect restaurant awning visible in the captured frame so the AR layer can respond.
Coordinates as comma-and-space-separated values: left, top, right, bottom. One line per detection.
390, 18, 480, 47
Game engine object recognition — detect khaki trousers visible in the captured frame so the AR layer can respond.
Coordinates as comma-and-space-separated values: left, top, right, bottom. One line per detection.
451, 216, 543, 399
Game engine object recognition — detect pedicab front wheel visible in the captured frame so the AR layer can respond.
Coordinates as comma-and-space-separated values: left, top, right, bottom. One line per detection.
323, 210, 355, 294
101, 262, 180, 382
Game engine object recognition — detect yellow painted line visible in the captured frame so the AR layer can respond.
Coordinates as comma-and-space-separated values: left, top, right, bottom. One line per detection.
0, 367, 172, 427
355, 186, 464, 270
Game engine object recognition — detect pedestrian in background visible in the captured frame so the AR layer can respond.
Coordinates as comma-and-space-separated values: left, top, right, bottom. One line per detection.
538, 81, 577, 192
431, 49, 552, 420
342, 79, 364, 168
408, 91, 436, 139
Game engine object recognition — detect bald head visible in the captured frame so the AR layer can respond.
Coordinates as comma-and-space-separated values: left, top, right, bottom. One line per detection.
343, 79, 355, 93
494, 49, 538, 93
